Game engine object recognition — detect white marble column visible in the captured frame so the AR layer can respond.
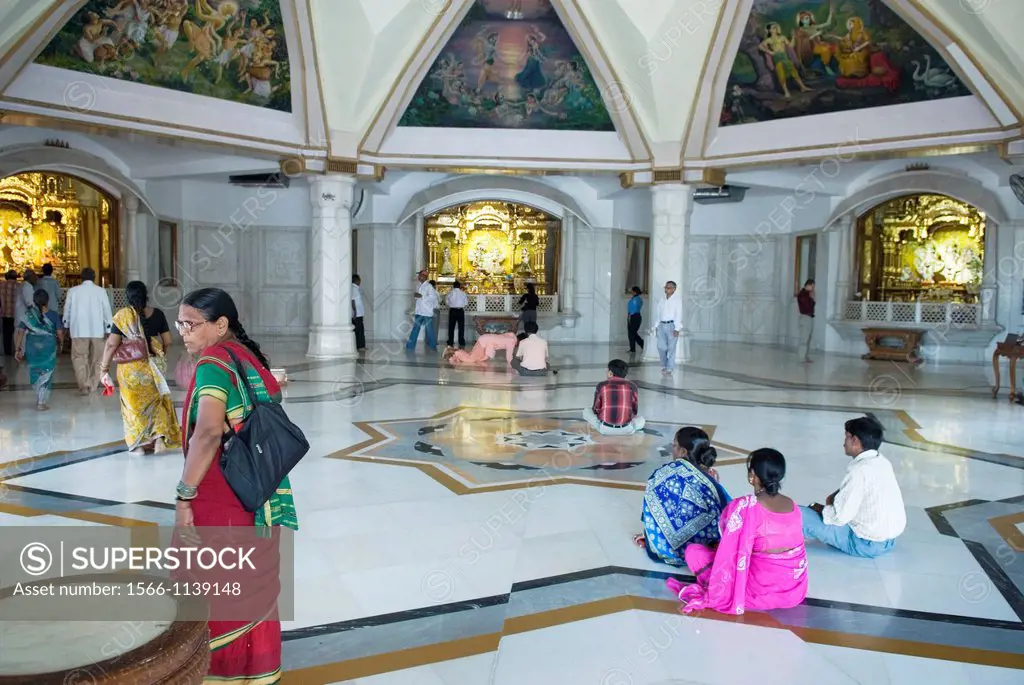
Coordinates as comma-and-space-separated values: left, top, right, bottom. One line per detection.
413, 211, 425, 273
981, 219, 998, 324
644, 184, 693, 364
307, 174, 357, 359
124, 195, 140, 282
831, 213, 855, 320
559, 214, 576, 318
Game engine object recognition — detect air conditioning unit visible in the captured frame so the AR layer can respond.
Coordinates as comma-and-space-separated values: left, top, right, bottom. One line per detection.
693, 185, 746, 204
228, 173, 290, 188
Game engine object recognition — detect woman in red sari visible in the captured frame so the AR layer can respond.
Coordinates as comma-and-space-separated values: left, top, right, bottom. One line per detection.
175, 288, 297, 684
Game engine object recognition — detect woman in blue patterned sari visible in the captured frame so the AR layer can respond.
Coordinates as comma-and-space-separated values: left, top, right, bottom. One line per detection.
634, 426, 731, 566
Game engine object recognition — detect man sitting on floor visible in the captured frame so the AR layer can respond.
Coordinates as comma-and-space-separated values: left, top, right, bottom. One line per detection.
511, 321, 549, 376
583, 359, 645, 435
800, 416, 906, 558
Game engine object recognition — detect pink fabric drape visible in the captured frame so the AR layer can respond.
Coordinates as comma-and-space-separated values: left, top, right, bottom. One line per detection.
449, 333, 517, 364
674, 494, 808, 615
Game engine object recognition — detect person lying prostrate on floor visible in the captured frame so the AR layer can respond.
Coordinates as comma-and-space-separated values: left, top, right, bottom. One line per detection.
800, 417, 906, 558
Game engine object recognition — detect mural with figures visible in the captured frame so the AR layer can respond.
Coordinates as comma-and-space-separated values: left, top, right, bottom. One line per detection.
720, 0, 970, 126
398, 0, 613, 130
36, 0, 291, 112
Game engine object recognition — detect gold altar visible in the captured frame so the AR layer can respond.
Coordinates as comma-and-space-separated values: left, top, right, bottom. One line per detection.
855, 194, 984, 303
425, 201, 558, 295
0, 173, 118, 286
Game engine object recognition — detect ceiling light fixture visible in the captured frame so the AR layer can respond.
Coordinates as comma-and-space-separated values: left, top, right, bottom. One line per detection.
506, 0, 523, 20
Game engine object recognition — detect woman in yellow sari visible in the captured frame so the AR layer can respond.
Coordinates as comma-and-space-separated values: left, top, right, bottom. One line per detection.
99, 281, 181, 454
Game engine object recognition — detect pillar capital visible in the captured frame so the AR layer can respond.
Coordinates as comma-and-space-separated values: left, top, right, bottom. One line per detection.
309, 173, 355, 211
123, 194, 139, 212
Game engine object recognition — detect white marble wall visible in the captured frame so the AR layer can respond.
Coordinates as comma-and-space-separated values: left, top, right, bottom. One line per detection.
177, 222, 312, 339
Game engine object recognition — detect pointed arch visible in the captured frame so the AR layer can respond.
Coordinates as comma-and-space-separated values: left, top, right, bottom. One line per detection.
823, 170, 1008, 230
0, 145, 155, 215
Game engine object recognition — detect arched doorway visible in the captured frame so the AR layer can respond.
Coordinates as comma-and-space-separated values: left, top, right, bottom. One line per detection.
0, 172, 120, 288
854, 193, 984, 304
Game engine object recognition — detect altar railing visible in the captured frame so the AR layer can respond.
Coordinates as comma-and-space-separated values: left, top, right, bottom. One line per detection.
843, 300, 980, 327
437, 294, 558, 314
54, 288, 127, 315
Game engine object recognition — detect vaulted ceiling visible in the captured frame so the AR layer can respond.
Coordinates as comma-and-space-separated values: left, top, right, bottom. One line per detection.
0, 0, 1021, 176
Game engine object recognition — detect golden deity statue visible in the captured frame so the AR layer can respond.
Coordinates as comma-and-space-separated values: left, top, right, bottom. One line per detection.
424, 201, 557, 295
856, 193, 985, 303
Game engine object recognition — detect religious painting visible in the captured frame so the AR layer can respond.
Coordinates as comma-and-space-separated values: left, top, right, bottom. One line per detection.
398, 0, 614, 130
35, 0, 291, 112
720, 0, 970, 126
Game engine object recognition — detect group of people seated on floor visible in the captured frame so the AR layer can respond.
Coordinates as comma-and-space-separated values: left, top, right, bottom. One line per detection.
632, 415, 906, 615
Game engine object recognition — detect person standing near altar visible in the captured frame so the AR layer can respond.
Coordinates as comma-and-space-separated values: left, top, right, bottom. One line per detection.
406, 270, 439, 351
447, 280, 468, 348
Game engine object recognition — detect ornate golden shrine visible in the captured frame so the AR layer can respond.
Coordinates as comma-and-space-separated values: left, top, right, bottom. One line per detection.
855, 194, 985, 303
0, 173, 117, 285
425, 201, 558, 295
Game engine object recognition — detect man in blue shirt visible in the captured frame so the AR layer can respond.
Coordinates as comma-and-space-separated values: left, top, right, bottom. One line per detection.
627, 286, 644, 354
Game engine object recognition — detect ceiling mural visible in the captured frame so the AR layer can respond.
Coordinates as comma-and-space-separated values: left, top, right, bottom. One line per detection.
35, 0, 291, 112
398, 0, 614, 131
720, 0, 971, 127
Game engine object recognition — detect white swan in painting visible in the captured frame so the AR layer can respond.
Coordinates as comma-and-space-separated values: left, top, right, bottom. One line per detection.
912, 55, 957, 89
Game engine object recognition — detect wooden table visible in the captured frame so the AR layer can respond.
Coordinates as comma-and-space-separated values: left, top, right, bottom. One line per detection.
861, 327, 925, 363
991, 341, 1024, 401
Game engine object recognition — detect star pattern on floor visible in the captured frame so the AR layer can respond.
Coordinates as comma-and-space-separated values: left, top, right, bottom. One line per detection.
495, 429, 595, 450
333, 406, 748, 493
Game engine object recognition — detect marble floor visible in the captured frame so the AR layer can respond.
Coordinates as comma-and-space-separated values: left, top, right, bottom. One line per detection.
0, 341, 1022, 684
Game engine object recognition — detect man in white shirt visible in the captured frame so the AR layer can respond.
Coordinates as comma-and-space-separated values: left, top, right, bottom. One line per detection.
801, 416, 906, 557
406, 270, 439, 351
446, 280, 469, 348
351, 274, 366, 351
650, 281, 684, 376
62, 267, 113, 395
512, 321, 549, 376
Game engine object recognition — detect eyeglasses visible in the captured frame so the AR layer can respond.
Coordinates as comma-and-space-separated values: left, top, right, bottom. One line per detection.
174, 319, 209, 335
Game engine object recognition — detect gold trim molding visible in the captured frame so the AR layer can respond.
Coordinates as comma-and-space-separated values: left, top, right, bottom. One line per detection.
325, 158, 358, 174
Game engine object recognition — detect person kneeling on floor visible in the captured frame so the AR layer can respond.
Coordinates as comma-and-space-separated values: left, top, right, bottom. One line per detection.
800, 416, 906, 558
511, 321, 550, 376
583, 359, 645, 435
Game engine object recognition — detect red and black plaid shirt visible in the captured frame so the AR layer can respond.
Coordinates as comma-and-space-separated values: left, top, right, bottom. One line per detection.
592, 377, 639, 427
0, 280, 19, 319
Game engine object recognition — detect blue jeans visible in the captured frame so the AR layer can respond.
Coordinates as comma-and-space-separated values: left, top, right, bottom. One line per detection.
799, 506, 895, 558
406, 315, 437, 350
656, 322, 678, 371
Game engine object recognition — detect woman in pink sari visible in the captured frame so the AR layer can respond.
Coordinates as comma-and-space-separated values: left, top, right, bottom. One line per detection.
444, 332, 518, 365
667, 448, 808, 615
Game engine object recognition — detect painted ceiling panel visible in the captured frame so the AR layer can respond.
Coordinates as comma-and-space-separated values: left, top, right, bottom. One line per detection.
34, 0, 293, 111
720, 0, 969, 127
397, 0, 614, 130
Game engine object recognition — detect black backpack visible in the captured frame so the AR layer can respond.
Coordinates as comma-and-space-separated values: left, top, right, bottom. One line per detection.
219, 348, 309, 512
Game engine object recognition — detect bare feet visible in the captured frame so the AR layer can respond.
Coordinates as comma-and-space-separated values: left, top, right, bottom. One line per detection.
632, 533, 646, 548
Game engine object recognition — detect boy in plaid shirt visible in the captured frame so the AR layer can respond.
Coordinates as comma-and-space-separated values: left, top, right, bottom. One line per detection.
583, 359, 645, 435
